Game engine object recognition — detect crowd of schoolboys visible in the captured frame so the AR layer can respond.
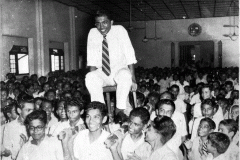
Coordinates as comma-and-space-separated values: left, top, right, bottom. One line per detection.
0, 66, 239, 160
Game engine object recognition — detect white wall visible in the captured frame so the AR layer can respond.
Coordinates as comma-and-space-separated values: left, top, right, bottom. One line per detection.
117, 17, 239, 68
0, 0, 91, 80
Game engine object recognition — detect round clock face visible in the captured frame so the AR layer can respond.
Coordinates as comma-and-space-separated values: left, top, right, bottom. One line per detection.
188, 23, 202, 36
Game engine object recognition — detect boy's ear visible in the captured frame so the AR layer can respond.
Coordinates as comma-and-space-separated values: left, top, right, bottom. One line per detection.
17, 108, 21, 115
229, 131, 234, 139
80, 110, 84, 115
7, 113, 11, 118
102, 116, 107, 124
111, 20, 114, 25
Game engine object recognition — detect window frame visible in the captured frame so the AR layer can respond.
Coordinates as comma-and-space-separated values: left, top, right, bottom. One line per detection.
9, 45, 29, 75
49, 48, 64, 72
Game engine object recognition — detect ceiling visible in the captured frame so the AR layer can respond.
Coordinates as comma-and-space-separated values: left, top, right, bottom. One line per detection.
54, 0, 239, 22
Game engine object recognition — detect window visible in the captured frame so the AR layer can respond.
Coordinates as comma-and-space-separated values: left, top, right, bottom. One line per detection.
49, 48, 64, 72
9, 45, 29, 75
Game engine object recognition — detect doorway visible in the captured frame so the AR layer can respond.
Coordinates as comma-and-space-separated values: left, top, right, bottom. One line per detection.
179, 41, 214, 68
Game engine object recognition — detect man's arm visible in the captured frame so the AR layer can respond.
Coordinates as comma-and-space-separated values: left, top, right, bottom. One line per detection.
128, 64, 136, 83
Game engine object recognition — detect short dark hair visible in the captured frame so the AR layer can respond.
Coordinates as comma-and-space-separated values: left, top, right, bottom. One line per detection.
66, 98, 84, 111
200, 117, 216, 130
153, 116, 176, 145
156, 99, 175, 113
219, 119, 238, 135
148, 92, 160, 100
44, 89, 56, 97
86, 101, 108, 118
207, 132, 230, 154
201, 98, 218, 110
24, 110, 47, 126
225, 81, 233, 87
170, 84, 180, 91
40, 99, 53, 109
3, 102, 18, 119
160, 91, 174, 100
18, 98, 34, 109
129, 107, 150, 125
95, 10, 112, 20
136, 91, 145, 104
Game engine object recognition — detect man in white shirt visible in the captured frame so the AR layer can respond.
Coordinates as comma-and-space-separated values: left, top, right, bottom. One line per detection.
170, 85, 187, 114
3, 99, 34, 160
85, 10, 137, 111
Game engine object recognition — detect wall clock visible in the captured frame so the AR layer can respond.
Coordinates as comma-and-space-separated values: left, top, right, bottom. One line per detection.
188, 23, 202, 36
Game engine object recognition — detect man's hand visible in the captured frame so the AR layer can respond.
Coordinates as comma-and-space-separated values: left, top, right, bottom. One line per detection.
126, 152, 142, 160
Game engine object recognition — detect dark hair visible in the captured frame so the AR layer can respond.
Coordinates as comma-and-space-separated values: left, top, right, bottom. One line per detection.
225, 81, 233, 87
148, 92, 160, 100
219, 119, 238, 135
34, 97, 44, 103
160, 91, 174, 100
136, 91, 145, 104
201, 98, 218, 111
200, 117, 216, 130
153, 116, 176, 145
40, 99, 53, 109
156, 99, 175, 113
170, 84, 180, 91
207, 132, 230, 154
18, 98, 34, 109
95, 10, 112, 21
3, 102, 18, 119
44, 89, 56, 97
86, 101, 108, 118
24, 110, 47, 126
66, 98, 84, 111
129, 107, 150, 125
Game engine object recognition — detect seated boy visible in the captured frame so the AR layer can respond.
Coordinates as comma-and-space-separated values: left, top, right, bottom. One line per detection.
218, 119, 239, 159
3, 102, 18, 122
185, 118, 216, 160
204, 132, 230, 160
17, 110, 63, 160
217, 98, 229, 119
224, 81, 234, 99
2, 99, 34, 160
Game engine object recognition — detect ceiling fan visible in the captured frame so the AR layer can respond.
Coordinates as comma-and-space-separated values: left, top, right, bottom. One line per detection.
223, 1, 239, 41
142, 20, 162, 42
127, 0, 145, 32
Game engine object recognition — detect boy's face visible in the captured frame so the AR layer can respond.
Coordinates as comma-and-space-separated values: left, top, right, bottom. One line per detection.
206, 140, 215, 154
57, 101, 67, 120
225, 84, 233, 93
128, 116, 145, 135
231, 106, 239, 121
95, 15, 113, 36
43, 84, 50, 92
34, 99, 42, 110
201, 88, 211, 100
198, 121, 212, 137
1, 91, 8, 101
29, 119, 45, 141
145, 123, 158, 143
170, 87, 179, 99
202, 104, 215, 118
218, 124, 231, 139
20, 103, 34, 120
157, 104, 174, 118
46, 92, 55, 101
13, 89, 20, 97
10, 107, 18, 120
86, 108, 105, 132
67, 105, 81, 123
41, 102, 53, 117
27, 86, 35, 94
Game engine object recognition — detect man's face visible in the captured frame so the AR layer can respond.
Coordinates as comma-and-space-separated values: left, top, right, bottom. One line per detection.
170, 87, 179, 99
157, 104, 174, 118
86, 109, 104, 132
198, 121, 212, 137
57, 101, 67, 120
46, 92, 55, 101
128, 116, 145, 135
67, 105, 81, 123
201, 88, 211, 100
95, 15, 113, 35
41, 102, 52, 118
1, 91, 8, 101
29, 119, 45, 141
21, 103, 34, 120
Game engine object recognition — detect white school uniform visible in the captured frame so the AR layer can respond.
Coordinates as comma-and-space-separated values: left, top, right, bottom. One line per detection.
73, 129, 113, 160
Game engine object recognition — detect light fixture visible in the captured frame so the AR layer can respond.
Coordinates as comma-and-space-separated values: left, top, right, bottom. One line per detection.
142, 20, 161, 42
223, 1, 238, 41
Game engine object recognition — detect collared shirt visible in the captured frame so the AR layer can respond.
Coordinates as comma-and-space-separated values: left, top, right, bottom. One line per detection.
205, 153, 225, 160
87, 25, 137, 75
16, 136, 63, 160
46, 113, 59, 134
49, 118, 84, 137
223, 142, 239, 160
188, 137, 206, 160
174, 97, 187, 113
121, 133, 145, 160
73, 129, 113, 160
3, 117, 27, 160
148, 144, 178, 160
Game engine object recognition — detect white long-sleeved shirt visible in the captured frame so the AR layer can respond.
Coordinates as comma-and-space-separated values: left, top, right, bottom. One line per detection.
87, 25, 137, 75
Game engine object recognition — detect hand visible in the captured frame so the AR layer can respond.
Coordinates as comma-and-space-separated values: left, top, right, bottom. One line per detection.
131, 82, 137, 91
58, 128, 73, 143
126, 152, 141, 160
184, 139, 193, 150
19, 134, 27, 148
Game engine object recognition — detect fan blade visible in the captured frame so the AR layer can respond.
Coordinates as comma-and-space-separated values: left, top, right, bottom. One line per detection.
223, 25, 239, 28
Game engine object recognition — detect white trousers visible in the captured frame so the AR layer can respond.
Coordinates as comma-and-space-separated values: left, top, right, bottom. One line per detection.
85, 68, 132, 110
